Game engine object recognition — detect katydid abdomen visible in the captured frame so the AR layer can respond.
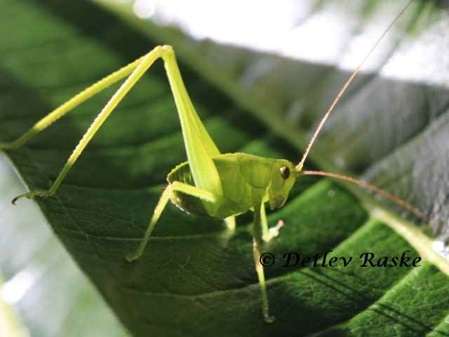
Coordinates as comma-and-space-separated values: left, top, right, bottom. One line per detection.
167, 153, 297, 219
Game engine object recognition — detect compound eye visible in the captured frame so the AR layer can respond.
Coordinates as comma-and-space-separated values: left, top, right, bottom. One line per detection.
279, 166, 290, 180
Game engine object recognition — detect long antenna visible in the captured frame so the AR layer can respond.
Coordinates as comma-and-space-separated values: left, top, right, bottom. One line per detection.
301, 170, 427, 221
296, 1, 413, 171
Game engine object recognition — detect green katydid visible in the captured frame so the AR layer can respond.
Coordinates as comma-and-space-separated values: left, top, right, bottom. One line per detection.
0, 0, 424, 324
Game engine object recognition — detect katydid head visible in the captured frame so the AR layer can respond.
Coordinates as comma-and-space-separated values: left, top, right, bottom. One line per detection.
267, 160, 298, 210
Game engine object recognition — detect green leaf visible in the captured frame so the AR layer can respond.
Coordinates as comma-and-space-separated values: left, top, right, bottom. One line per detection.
0, 157, 129, 337
1, 1, 449, 336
